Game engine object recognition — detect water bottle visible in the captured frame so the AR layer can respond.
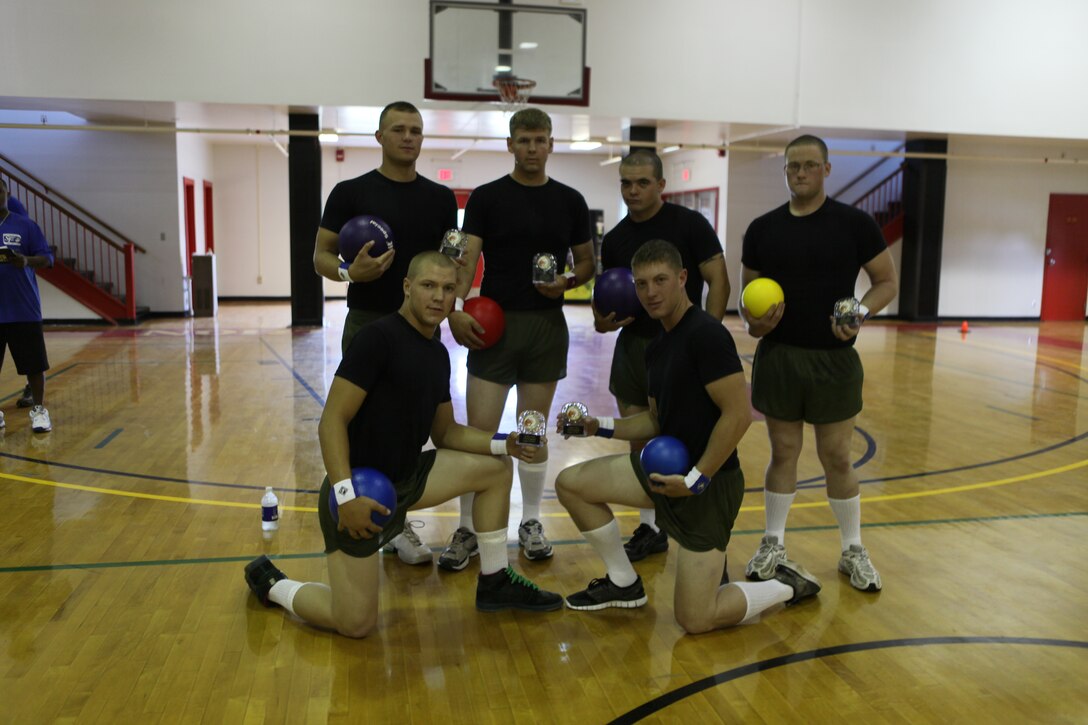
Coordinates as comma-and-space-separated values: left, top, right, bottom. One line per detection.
261, 487, 280, 536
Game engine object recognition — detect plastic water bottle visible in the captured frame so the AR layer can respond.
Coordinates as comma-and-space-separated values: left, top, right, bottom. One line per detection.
261, 487, 280, 537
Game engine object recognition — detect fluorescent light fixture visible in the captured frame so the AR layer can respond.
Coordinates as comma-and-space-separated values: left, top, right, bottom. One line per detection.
318, 131, 339, 143
662, 145, 681, 153
599, 156, 622, 167
519, 41, 539, 49
495, 65, 512, 73
570, 141, 602, 151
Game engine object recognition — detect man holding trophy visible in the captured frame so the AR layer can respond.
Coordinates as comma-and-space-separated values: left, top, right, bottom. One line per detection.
552, 241, 820, 633
445, 108, 595, 570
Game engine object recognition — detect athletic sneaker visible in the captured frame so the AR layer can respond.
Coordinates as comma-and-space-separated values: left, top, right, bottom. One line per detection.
437, 527, 478, 571
772, 560, 821, 605
475, 566, 563, 612
0, 410, 5, 430
382, 520, 433, 565
565, 574, 648, 611
838, 544, 883, 592
244, 555, 287, 607
745, 534, 786, 581
518, 519, 553, 560
30, 405, 52, 433
16, 385, 33, 408
624, 524, 668, 562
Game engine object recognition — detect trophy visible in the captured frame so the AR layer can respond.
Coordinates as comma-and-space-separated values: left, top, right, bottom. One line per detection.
559, 402, 589, 437
0, 246, 12, 264
833, 297, 864, 327
532, 252, 557, 285
517, 409, 547, 446
439, 228, 468, 259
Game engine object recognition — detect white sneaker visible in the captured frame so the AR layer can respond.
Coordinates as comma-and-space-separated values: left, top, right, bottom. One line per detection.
30, 405, 52, 433
382, 520, 433, 565
0, 409, 5, 430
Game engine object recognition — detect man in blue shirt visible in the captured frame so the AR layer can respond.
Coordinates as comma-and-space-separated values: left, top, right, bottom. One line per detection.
0, 179, 55, 433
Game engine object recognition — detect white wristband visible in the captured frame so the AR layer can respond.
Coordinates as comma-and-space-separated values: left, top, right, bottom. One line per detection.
858, 303, 870, 321
595, 416, 615, 439
490, 435, 508, 455
337, 265, 352, 283
332, 477, 356, 506
454, 297, 465, 312
684, 467, 711, 494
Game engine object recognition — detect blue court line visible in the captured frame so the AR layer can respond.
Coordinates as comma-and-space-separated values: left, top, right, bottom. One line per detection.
1, 511, 1081, 574
985, 405, 1041, 421
259, 336, 326, 408
609, 636, 1088, 724
93, 428, 123, 449
0, 363, 78, 403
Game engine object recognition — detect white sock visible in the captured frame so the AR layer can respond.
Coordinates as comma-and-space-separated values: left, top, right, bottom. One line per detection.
518, 460, 548, 523
583, 519, 638, 588
764, 490, 796, 543
476, 528, 508, 576
732, 580, 793, 624
458, 492, 475, 531
639, 508, 658, 531
829, 494, 863, 550
268, 579, 306, 614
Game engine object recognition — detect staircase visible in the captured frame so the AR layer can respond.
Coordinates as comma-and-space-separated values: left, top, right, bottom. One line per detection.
852, 165, 904, 245
1, 154, 146, 324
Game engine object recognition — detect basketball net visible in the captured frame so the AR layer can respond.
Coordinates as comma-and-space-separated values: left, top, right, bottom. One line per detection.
492, 77, 536, 112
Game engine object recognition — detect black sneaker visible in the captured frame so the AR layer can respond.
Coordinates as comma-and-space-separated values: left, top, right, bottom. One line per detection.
244, 555, 287, 607
565, 575, 648, 611
624, 524, 668, 562
773, 559, 821, 606
476, 567, 563, 612
16, 385, 33, 408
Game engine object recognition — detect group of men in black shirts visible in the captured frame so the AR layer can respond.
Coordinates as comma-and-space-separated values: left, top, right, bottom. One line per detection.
245, 102, 897, 638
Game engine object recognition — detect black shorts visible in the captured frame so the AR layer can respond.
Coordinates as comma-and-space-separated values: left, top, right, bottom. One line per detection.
630, 452, 745, 553
467, 308, 569, 385
317, 450, 437, 558
608, 329, 655, 408
0, 322, 49, 375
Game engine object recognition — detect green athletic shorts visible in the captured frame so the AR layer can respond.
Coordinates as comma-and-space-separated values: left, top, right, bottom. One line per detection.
467, 307, 569, 385
608, 330, 655, 408
750, 339, 864, 424
317, 450, 437, 558
342, 308, 439, 356
631, 452, 745, 553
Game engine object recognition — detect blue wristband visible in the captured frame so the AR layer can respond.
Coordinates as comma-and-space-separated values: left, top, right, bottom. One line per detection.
684, 468, 711, 494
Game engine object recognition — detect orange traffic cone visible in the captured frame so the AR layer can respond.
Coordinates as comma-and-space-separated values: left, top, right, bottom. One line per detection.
960, 320, 970, 334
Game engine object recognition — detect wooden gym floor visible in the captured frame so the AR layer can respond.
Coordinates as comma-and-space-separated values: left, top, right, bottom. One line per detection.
1, 301, 1085, 724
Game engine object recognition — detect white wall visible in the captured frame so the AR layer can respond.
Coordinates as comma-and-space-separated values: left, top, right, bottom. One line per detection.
212, 141, 623, 299
940, 137, 1088, 317
4, 1, 1085, 140
39, 278, 97, 320
0, 123, 187, 313
176, 133, 216, 311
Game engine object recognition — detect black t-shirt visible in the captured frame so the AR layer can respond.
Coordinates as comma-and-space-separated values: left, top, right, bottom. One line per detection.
601, 202, 723, 338
462, 175, 590, 311
741, 199, 886, 349
321, 170, 458, 313
334, 313, 452, 481
646, 307, 743, 471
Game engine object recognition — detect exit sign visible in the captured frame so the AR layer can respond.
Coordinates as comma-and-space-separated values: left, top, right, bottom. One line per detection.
437, 168, 453, 181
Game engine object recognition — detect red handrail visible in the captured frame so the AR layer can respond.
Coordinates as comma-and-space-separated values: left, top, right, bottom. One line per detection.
853, 165, 904, 227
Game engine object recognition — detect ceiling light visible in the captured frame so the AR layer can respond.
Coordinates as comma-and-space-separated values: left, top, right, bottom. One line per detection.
318, 132, 339, 143
570, 141, 601, 151
495, 65, 512, 73
662, 145, 681, 153
519, 42, 538, 49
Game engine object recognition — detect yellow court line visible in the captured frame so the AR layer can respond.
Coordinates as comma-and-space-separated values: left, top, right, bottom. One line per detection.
1, 456, 1086, 516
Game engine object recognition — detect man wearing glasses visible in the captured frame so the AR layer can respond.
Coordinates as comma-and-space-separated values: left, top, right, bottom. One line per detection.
738, 134, 898, 593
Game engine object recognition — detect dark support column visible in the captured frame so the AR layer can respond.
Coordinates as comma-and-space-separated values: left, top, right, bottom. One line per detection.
898, 138, 948, 321
288, 112, 324, 327
623, 125, 657, 155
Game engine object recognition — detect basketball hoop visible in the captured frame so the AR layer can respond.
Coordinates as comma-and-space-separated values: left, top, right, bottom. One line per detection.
492, 76, 536, 111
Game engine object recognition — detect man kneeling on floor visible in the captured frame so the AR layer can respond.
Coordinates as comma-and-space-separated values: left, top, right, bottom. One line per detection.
555, 240, 820, 633
245, 252, 561, 638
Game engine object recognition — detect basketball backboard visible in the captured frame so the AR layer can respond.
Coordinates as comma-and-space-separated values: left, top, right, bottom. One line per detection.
426, 1, 590, 106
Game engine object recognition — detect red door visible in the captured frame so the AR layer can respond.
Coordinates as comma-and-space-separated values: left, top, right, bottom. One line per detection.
202, 181, 215, 253
183, 177, 196, 275
1041, 194, 1088, 321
